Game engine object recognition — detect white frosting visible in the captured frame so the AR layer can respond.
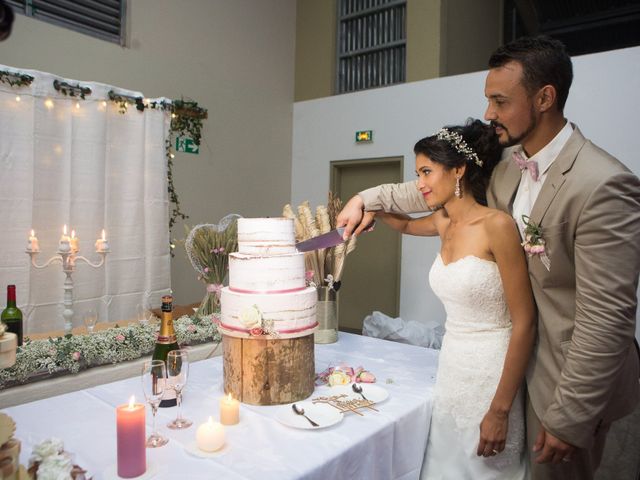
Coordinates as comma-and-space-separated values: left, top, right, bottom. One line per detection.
237, 217, 296, 255
220, 287, 317, 336
229, 252, 306, 293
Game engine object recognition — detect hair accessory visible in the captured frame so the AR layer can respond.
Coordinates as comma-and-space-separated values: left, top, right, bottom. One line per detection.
435, 128, 483, 167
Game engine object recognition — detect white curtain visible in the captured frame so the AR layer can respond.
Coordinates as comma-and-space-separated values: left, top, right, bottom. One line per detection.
0, 64, 171, 334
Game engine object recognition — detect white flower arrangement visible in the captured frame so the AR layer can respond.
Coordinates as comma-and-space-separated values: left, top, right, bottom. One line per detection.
0, 315, 221, 388
28, 438, 80, 480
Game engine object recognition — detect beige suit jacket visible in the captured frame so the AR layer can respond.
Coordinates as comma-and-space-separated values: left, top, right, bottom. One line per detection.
359, 126, 640, 449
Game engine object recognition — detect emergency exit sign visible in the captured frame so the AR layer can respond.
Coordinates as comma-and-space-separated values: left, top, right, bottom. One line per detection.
355, 130, 373, 143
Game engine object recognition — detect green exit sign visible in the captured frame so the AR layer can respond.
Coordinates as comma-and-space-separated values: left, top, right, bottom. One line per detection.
355, 130, 373, 143
176, 136, 199, 154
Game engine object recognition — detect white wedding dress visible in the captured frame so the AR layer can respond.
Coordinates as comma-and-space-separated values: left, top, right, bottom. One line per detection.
421, 254, 528, 480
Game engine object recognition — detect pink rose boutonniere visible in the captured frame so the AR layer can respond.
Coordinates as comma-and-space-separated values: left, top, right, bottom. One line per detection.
521, 215, 550, 271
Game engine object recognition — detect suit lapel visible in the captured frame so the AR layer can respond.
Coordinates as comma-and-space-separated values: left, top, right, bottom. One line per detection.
529, 126, 586, 225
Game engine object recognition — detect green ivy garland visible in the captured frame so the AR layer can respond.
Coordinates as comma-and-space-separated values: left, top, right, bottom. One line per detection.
53, 79, 92, 99
0, 70, 34, 87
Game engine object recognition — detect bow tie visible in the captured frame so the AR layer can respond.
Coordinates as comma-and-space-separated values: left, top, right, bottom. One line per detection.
512, 151, 539, 181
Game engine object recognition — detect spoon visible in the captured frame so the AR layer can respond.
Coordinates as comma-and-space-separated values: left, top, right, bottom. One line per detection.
352, 383, 369, 401
292, 403, 319, 427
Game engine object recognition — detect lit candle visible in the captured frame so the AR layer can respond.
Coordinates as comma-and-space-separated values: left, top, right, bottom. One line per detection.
95, 229, 109, 252
59, 225, 71, 253
219, 393, 240, 425
27, 229, 40, 252
70, 230, 79, 253
116, 396, 146, 478
196, 416, 225, 452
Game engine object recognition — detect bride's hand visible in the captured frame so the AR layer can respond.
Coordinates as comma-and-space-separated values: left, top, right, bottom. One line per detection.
476, 409, 509, 457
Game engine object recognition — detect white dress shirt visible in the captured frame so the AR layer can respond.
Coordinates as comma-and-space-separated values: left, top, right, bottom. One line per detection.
512, 121, 574, 235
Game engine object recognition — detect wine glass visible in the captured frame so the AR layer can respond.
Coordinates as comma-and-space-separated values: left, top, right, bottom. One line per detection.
83, 309, 98, 334
166, 349, 192, 429
136, 303, 150, 326
141, 359, 169, 447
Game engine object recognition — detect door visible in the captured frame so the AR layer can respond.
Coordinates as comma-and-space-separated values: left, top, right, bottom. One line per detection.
331, 157, 403, 333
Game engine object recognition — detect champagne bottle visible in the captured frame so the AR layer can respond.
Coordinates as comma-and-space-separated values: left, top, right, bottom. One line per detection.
2, 285, 23, 346
153, 294, 179, 407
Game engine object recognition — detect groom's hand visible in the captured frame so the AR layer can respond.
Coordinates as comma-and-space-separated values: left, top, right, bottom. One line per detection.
336, 195, 375, 239
533, 426, 576, 464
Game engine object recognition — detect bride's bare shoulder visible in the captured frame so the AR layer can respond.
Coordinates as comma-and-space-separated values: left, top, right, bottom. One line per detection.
482, 208, 518, 235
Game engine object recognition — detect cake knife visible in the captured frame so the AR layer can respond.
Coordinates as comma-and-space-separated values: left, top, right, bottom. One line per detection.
295, 222, 374, 252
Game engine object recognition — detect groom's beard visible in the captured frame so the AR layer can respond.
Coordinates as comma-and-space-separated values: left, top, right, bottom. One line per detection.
492, 107, 538, 148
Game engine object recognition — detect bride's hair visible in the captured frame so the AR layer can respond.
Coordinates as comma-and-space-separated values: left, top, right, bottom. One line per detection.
414, 119, 502, 205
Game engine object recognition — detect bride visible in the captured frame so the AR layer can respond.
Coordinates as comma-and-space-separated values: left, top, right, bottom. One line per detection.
375, 120, 535, 479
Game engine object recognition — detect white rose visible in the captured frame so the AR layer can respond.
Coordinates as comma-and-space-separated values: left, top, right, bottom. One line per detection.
36, 453, 73, 480
239, 305, 262, 329
30, 438, 64, 464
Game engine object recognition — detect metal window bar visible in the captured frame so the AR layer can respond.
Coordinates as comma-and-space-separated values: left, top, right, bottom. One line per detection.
7, 0, 126, 45
337, 0, 406, 94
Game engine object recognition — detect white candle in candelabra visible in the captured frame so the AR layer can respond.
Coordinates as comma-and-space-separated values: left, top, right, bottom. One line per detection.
70, 230, 79, 253
27, 229, 40, 252
59, 225, 71, 252
95, 229, 109, 252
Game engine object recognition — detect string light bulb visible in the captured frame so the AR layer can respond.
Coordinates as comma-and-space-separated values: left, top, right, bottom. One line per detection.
15, 95, 21, 102
45, 99, 54, 109
171, 113, 176, 119
101, 101, 107, 107
169, 153, 175, 159
75, 102, 80, 109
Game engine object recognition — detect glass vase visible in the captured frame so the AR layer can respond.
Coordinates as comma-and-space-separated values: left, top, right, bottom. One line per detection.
314, 286, 338, 344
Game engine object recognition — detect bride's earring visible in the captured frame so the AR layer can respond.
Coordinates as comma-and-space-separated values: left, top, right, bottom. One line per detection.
454, 176, 462, 198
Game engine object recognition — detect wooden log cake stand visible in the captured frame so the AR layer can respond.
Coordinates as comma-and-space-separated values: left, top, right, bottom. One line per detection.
222, 333, 315, 405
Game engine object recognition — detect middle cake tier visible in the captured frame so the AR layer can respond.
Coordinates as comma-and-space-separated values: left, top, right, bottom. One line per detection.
228, 251, 306, 293
219, 286, 317, 338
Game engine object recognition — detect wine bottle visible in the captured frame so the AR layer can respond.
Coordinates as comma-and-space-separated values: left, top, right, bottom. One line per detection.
153, 294, 179, 407
2, 285, 23, 346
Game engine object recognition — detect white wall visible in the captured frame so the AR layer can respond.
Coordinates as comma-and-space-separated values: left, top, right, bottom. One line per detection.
292, 46, 640, 339
0, 0, 297, 309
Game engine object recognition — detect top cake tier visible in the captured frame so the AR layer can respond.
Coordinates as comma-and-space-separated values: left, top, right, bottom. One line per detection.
237, 217, 297, 255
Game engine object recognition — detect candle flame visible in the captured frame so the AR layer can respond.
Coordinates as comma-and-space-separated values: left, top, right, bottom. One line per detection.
102, 229, 106, 241
71, 230, 76, 239
227, 393, 233, 402
63, 224, 67, 235
128, 395, 135, 409
30, 229, 35, 237
208, 416, 214, 424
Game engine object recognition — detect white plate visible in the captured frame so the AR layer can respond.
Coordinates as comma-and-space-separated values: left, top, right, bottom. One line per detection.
330, 383, 390, 404
275, 401, 343, 430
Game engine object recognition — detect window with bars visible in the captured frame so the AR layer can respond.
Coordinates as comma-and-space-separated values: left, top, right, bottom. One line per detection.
336, 0, 406, 94
7, 0, 126, 45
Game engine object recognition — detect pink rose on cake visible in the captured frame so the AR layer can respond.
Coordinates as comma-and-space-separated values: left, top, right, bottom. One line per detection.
249, 327, 264, 336
240, 304, 262, 330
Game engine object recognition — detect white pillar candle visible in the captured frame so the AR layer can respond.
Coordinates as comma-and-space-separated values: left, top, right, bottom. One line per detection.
59, 225, 71, 252
27, 229, 40, 252
196, 417, 225, 452
70, 230, 79, 253
219, 393, 240, 425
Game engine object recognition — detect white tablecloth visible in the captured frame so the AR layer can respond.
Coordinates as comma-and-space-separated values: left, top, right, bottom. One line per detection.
4, 333, 439, 480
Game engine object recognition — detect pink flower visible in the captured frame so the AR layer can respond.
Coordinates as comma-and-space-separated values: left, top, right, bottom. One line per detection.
523, 244, 532, 253
219, 247, 225, 253
356, 371, 376, 383
204, 267, 209, 273
305, 270, 314, 281
115, 334, 125, 342
211, 313, 221, 325
187, 324, 196, 333
72, 351, 81, 361
249, 327, 264, 336
531, 245, 545, 254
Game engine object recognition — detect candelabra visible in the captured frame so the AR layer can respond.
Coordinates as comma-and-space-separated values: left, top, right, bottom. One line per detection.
25, 227, 109, 335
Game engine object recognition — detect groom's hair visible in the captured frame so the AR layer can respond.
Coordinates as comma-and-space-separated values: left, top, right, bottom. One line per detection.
488, 35, 573, 113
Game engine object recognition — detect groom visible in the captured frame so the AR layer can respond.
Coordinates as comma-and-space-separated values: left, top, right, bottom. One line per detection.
337, 36, 640, 480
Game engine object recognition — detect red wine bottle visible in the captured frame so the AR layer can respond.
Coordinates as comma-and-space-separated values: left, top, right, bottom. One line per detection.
2, 285, 23, 346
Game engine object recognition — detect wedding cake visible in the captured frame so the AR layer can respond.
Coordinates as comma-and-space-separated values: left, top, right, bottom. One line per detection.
219, 218, 318, 338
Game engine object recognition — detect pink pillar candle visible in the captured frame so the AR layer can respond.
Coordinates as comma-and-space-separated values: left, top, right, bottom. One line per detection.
116, 396, 146, 478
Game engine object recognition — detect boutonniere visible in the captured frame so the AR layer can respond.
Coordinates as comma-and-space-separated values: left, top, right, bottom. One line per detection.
521, 215, 551, 271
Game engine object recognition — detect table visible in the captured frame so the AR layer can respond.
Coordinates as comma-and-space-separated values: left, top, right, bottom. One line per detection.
4, 333, 439, 480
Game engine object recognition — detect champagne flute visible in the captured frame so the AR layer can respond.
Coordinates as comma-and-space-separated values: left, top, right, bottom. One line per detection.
83, 309, 98, 334
141, 359, 169, 447
136, 303, 150, 326
166, 349, 192, 429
